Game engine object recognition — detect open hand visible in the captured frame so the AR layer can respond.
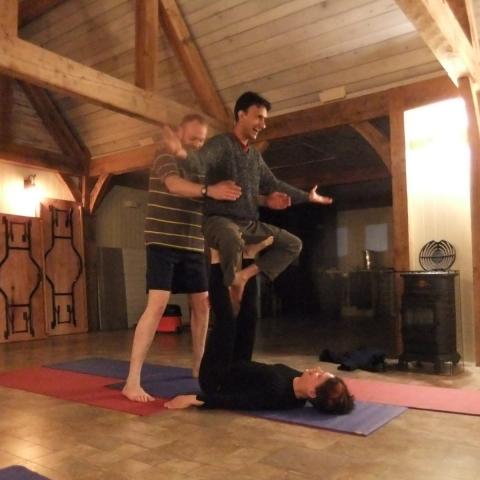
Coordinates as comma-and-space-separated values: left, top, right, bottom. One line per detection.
207, 180, 242, 201
308, 185, 333, 205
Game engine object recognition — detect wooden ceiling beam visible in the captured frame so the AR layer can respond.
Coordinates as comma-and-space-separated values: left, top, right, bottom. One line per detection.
395, 0, 480, 85
0, 36, 226, 133
159, 0, 231, 125
350, 121, 391, 172
19, 0, 67, 28
89, 174, 112, 214
56, 173, 82, 203
0, 143, 83, 175
0, 0, 18, 36
89, 144, 160, 176
19, 81, 91, 165
135, 0, 159, 91
278, 165, 390, 190
260, 76, 458, 142
260, 90, 390, 142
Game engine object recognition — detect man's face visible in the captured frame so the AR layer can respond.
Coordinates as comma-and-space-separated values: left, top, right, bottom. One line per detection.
237, 105, 267, 141
300, 367, 336, 397
178, 120, 208, 151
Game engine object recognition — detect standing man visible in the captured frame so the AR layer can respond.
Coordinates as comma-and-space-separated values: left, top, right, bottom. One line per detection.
123, 114, 242, 403
200, 92, 333, 313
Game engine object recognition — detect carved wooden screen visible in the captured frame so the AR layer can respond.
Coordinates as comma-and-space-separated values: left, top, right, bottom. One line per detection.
0, 214, 46, 343
40, 199, 88, 335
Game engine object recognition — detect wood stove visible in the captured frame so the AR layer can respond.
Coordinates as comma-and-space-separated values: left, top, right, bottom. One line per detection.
398, 271, 460, 372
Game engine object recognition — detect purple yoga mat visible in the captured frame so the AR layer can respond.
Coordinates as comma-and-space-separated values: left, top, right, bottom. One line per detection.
0, 466, 50, 479
47, 357, 190, 380
249, 402, 407, 436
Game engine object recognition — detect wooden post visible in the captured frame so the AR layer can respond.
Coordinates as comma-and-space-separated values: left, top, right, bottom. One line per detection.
0, 0, 18, 36
389, 90, 410, 355
135, 0, 159, 91
458, 76, 480, 365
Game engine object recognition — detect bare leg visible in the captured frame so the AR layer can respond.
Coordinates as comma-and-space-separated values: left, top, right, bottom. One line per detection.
243, 236, 273, 259
188, 292, 209, 378
229, 237, 273, 315
122, 290, 169, 402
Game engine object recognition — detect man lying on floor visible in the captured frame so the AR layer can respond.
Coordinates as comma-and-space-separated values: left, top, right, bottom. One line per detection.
165, 261, 354, 414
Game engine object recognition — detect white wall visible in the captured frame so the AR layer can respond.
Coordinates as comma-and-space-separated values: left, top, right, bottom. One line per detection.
336, 207, 393, 272
405, 98, 474, 361
0, 162, 74, 216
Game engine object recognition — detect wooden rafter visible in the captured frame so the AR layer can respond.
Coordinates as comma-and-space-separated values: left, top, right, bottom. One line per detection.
458, 76, 480, 365
19, 81, 90, 165
277, 165, 390, 190
159, 0, 231, 125
56, 173, 82, 203
0, 36, 226, 132
350, 121, 391, 172
0, 143, 83, 175
90, 144, 159, 176
19, 0, 67, 28
135, 0, 159, 91
89, 174, 112, 214
260, 76, 457, 142
395, 0, 480, 85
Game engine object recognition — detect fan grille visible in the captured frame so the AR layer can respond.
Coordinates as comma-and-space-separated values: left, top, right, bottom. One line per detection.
419, 240, 456, 271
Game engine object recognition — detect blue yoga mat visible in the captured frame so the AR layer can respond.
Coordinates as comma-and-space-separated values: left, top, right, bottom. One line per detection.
0, 466, 50, 479
109, 376, 201, 398
249, 402, 406, 436
47, 357, 191, 380
48, 358, 406, 435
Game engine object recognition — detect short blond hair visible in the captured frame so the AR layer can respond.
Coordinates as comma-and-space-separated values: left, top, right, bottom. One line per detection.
180, 114, 207, 126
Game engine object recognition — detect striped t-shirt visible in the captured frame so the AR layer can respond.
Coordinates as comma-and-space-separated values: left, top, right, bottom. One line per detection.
144, 151, 205, 253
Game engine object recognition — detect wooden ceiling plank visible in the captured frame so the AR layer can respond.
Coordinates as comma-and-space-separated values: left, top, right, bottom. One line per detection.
350, 121, 391, 172
19, 0, 67, 28
0, 143, 83, 175
135, 0, 159, 91
19, 81, 91, 164
0, 76, 13, 145
56, 173, 82, 203
159, 0, 231, 125
395, 0, 480, 85
0, 36, 226, 132
0, 0, 18, 36
90, 174, 112, 214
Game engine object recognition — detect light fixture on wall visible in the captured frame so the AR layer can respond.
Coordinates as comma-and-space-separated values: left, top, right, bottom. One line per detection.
24, 174, 36, 189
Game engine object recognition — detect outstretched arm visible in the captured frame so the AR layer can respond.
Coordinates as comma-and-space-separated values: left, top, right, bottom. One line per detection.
164, 174, 242, 201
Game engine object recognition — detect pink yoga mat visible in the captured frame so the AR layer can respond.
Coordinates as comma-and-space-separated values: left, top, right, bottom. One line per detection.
0, 367, 165, 416
345, 377, 480, 415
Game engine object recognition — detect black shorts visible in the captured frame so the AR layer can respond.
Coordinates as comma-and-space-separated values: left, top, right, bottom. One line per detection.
146, 245, 208, 294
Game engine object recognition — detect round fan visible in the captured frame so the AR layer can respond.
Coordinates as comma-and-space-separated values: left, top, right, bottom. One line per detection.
419, 240, 456, 271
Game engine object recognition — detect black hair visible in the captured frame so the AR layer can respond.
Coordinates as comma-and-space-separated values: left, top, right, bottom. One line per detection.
234, 91, 271, 121
309, 377, 354, 415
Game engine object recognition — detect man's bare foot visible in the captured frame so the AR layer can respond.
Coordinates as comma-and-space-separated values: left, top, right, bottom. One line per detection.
122, 384, 155, 403
243, 236, 274, 259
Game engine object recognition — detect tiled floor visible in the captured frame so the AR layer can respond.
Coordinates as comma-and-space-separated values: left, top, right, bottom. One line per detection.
0, 318, 479, 480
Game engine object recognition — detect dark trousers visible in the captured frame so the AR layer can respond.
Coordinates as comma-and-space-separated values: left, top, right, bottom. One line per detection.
199, 262, 257, 393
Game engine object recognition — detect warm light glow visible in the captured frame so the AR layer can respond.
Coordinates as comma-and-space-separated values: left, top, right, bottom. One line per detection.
405, 98, 470, 202
4, 177, 44, 217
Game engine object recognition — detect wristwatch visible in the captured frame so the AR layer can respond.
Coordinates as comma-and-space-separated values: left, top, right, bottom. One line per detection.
201, 185, 208, 198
